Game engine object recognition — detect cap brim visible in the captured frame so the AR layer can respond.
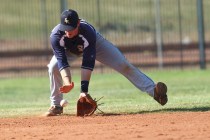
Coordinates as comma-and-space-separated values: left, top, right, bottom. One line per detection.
59, 24, 75, 31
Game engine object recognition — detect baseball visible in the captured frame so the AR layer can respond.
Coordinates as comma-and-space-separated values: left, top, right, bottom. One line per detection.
60, 99, 68, 107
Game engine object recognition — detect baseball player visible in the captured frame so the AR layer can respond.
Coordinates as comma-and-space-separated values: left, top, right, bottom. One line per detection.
45, 9, 168, 116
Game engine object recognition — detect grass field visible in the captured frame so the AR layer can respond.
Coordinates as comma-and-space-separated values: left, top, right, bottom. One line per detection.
0, 69, 209, 118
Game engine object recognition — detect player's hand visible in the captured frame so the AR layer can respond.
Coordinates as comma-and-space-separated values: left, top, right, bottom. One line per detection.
59, 82, 74, 93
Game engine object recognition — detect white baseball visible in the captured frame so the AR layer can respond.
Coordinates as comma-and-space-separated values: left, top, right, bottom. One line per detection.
60, 99, 68, 107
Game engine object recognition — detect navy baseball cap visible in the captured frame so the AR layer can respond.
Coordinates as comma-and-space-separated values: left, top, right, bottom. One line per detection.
59, 9, 79, 31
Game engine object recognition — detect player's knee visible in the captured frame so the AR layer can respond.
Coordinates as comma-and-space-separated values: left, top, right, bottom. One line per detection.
119, 62, 135, 74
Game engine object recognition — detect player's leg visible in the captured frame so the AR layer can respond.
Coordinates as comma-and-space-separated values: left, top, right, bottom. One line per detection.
95, 33, 167, 105
47, 55, 63, 107
95, 33, 155, 97
46, 55, 63, 116
46, 55, 78, 116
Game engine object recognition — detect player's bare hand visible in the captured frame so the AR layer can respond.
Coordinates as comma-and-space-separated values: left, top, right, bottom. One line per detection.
59, 82, 74, 93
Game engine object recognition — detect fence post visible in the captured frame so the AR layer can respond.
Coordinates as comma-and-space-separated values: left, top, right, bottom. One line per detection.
97, 0, 101, 31
197, 0, 206, 69
96, 0, 104, 73
154, 0, 163, 69
178, 0, 183, 69
60, 0, 68, 13
40, 0, 49, 60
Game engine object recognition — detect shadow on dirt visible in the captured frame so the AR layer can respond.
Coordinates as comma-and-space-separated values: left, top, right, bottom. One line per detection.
136, 106, 210, 114
60, 106, 210, 117
93, 106, 210, 116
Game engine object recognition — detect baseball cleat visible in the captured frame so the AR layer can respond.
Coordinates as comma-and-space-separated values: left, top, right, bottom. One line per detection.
154, 82, 168, 106
44, 106, 63, 116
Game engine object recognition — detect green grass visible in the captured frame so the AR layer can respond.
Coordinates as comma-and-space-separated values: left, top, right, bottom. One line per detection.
0, 69, 210, 118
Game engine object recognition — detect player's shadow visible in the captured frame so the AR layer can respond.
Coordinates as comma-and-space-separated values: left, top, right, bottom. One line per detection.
61, 106, 210, 117
96, 113, 122, 116
95, 106, 210, 116
135, 106, 210, 114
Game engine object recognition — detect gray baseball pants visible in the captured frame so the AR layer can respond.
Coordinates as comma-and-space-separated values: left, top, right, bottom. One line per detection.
48, 32, 155, 106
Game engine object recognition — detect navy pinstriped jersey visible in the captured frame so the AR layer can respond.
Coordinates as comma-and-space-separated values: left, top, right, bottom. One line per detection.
50, 20, 96, 71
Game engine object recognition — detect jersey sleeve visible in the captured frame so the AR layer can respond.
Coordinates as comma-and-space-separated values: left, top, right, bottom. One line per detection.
50, 35, 70, 71
81, 42, 96, 70
80, 25, 96, 71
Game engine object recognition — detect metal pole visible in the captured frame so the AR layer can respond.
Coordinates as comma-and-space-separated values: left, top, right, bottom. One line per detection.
178, 0, 183, 69
40, 0, 49, 60
60, 0, 68, 13
154, 0, 163, 69
96, 0, 104, 73
197, 0, 206, 69
97, 0, 101, 31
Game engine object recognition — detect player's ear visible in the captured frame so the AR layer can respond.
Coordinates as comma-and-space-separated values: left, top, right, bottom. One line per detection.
77, 20, 80, 27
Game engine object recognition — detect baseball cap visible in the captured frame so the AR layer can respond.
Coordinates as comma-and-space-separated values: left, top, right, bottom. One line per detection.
59, 9, 79, 31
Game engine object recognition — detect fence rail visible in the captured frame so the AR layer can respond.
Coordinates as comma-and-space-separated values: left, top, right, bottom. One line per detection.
1, 42, 210, 78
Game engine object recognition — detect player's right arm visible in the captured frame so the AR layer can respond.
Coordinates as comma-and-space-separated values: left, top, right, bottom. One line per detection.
50, 28, 74, 93
59, 67, 74, 93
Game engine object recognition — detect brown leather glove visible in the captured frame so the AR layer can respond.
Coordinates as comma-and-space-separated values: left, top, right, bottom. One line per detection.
77, 94, 97, 117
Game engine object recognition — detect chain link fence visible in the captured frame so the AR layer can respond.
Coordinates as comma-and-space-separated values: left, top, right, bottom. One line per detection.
0, 0, 210, 78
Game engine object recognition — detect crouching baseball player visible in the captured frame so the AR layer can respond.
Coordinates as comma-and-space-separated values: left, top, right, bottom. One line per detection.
45, 9, 168, 116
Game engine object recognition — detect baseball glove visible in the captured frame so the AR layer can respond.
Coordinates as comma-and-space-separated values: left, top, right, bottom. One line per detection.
77, 94, 97, 117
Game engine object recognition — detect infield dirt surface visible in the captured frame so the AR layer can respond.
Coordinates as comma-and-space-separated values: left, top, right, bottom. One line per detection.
0, 111, 210, 140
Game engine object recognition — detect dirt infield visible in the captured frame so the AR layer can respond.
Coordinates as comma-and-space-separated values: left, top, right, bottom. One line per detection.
0, 112, 210, 140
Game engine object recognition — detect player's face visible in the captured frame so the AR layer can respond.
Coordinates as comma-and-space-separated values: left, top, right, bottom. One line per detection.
65, 28, 78, 38
65, 22, 80, 38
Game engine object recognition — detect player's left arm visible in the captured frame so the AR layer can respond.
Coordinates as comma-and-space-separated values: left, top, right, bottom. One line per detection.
80, 44, 96, 94
77, 45, 97, 117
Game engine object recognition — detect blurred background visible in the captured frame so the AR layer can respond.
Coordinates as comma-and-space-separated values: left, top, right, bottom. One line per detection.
0, 0, 209, 78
